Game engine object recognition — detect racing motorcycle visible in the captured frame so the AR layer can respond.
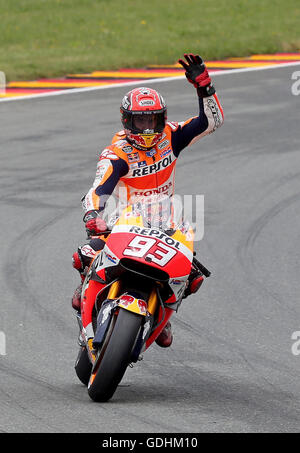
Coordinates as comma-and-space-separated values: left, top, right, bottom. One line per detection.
74, 197, 210, 402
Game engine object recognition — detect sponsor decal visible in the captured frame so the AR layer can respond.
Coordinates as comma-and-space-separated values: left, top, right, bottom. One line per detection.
170, 279, 182, 285
133, 182, 172, 197
122, 145, 133, 153
99, 303, 114, 326
169, 277, 187, 299
128, 226, 181, 250
118, 295, 147, 315
136, 299, 147, 314
118, 295, 133, 308
138, 160, 147, 167
160, 148, 171, 158
128, 152, 140, 163
93, 251, 104, 271
132, 155, 173, 177
139, 99, 155, 107
81, 245, 97, 258
146, 149, 156, 157
104, 251, 117, 264
129, 163, 138, 170
207, 98, 222, 129
114, 139, 126, 147
157, 139, 169, 150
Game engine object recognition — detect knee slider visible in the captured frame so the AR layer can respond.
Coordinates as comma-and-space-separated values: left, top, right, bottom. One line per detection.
72, 250, 84, 272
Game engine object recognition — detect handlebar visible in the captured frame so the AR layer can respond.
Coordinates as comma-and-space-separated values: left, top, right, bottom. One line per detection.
87, 230, 111, 240
193, 256, 211, 278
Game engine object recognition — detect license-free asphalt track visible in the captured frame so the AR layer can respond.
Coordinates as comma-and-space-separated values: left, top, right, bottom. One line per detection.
0, 65, 299, 433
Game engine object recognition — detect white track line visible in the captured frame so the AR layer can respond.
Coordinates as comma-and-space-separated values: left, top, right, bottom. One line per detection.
1, 60, 300, 103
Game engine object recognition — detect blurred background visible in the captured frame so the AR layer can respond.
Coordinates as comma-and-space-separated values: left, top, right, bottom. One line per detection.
1, 0, 299, 81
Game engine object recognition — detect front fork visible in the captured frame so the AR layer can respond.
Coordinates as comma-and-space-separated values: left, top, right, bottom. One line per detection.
81, 278, 173, 362
106, 282, 174, 352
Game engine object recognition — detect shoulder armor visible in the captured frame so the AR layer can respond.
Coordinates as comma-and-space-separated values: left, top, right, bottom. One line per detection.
166, 121, 179, 131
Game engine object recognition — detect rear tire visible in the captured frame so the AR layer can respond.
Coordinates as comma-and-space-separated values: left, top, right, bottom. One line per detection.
88, 308, 142, 402
75, 346, 92, 386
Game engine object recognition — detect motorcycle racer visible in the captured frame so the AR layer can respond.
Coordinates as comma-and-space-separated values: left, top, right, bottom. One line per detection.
72, 54, 224, 347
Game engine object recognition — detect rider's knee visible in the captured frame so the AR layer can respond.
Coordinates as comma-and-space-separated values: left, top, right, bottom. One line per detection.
72, 239, 106, 273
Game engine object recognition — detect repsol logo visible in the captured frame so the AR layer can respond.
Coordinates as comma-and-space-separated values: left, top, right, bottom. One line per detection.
132, 155, 173, 177
129, 226, 180, 249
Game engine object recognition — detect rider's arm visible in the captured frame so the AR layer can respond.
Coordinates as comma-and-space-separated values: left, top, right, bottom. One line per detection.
82, 150, 129, 213
171, 53, 224, 157
170, 92, 224, 157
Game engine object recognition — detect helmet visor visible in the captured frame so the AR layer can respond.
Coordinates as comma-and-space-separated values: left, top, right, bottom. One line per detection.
132, 114, 157, 132
130, 111, 165, 134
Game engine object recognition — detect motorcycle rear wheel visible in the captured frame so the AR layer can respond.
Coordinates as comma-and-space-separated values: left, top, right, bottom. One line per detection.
87, 308, 142, 402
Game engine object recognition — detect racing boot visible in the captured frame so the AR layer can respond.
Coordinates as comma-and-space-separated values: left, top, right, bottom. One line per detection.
183, 266, 204, 299
71, 251, 86, 312
189, 274, 204, 294
71, 283, 83, 311
155, 321, 173, 348
71, 244, 101, 311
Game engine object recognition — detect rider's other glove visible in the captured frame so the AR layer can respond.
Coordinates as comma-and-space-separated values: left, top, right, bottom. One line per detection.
178, 53, 215, 97
83, 210, 107, 236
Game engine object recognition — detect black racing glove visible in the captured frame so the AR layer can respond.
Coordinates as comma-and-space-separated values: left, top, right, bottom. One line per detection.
178, 53, 215, 98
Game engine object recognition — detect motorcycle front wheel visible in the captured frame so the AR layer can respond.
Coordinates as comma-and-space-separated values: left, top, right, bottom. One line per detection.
87, 308, 142, 402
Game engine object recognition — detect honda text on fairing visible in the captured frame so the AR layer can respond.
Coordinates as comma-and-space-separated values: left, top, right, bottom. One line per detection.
74, 198, 211, 402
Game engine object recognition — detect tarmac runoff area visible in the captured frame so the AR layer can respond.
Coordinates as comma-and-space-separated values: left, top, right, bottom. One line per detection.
0, 63, 300, 433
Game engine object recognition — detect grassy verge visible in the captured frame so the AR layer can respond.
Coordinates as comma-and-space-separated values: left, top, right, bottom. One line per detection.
0, 0, 299, 81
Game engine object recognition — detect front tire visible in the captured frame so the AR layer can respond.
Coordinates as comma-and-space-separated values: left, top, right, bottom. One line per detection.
88, 308, 142, 402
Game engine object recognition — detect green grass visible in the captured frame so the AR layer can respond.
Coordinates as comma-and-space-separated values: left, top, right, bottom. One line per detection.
0, 0, 299, 81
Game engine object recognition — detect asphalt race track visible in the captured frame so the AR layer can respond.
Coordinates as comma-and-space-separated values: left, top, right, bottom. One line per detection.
0, 65, 299, 433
